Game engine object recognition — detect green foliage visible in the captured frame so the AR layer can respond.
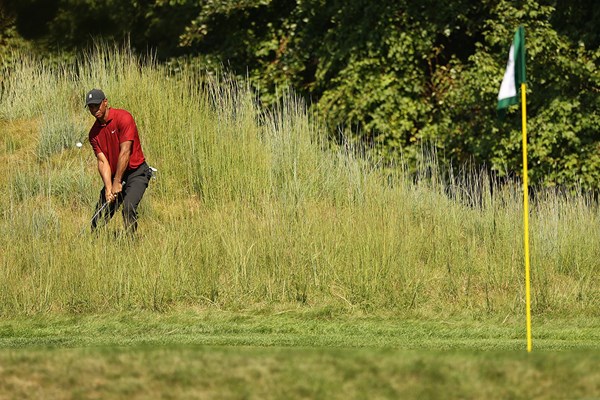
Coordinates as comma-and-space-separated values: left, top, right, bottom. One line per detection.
1, 0, 195, 58
2, 0, 599, 188
0, 6, 32, 69
175, 0, 600, 188
439, 1, 600, 188
551, 0, 600, 49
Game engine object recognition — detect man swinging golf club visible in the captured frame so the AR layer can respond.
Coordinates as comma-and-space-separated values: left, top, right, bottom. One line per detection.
85, 89, 152, 234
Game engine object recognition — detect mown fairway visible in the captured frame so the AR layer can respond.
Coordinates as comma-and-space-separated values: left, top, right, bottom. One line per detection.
1, 311, 599, 399
0, 48, 598, 398
3, 345, 597, 400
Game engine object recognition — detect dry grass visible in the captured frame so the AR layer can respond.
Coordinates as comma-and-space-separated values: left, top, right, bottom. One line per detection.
0, 45, 598, 319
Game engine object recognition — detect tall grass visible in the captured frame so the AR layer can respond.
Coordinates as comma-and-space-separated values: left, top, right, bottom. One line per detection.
0, 45, 598, 318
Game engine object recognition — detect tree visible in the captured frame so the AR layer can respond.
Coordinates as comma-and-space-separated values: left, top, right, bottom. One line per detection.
437, 1, 600, 188
2, 0, 599, 188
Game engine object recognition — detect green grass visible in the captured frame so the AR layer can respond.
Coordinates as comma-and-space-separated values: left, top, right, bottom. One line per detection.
1, 310, 599, 350
0, 311, 599, 399
0, 45, 598, 398
2, 345, 597, 400
1, 46, 598, 317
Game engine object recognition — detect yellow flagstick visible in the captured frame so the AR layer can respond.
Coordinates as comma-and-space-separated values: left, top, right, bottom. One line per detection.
521, 82, 532, 352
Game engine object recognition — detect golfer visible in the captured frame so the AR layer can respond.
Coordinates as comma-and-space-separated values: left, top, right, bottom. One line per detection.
85, 88, 151, 234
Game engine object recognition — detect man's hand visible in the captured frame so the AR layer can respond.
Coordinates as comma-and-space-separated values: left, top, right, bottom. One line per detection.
112, 179, 123, 198
105, 188, 116, 203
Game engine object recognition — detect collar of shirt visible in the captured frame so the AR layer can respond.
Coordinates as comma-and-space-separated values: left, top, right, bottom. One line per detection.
99, 118, 113, 127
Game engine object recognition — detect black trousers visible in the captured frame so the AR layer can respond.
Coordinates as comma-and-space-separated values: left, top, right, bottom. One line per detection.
91, 162, 151, 233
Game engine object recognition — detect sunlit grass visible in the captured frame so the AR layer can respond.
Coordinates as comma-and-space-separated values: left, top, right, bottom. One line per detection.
0, 45, 598, 319
0, 312, 598, 398
2, 345, 597, 400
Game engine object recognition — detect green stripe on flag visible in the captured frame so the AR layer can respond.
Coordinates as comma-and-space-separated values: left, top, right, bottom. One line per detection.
497, 26, 526, 110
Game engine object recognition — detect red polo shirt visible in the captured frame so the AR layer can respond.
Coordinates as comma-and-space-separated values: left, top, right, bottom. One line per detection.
88, 108, 145, 175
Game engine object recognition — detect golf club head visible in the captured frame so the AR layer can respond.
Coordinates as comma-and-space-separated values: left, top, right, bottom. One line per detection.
149, 166, 158, 179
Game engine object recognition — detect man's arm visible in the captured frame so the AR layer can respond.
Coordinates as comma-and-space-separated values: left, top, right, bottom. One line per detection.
111, 140, 133, 196
96, 152, 114, 203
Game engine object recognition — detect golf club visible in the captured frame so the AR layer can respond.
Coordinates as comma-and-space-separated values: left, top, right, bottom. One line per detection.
89, 200, 111, 225
79, 200, 110, 236
81, 180, 126, 235
149, 166, 158, 179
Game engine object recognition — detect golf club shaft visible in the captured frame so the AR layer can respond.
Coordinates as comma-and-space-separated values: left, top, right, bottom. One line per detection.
89, 182, 126, 224
90, 200, 110, 223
